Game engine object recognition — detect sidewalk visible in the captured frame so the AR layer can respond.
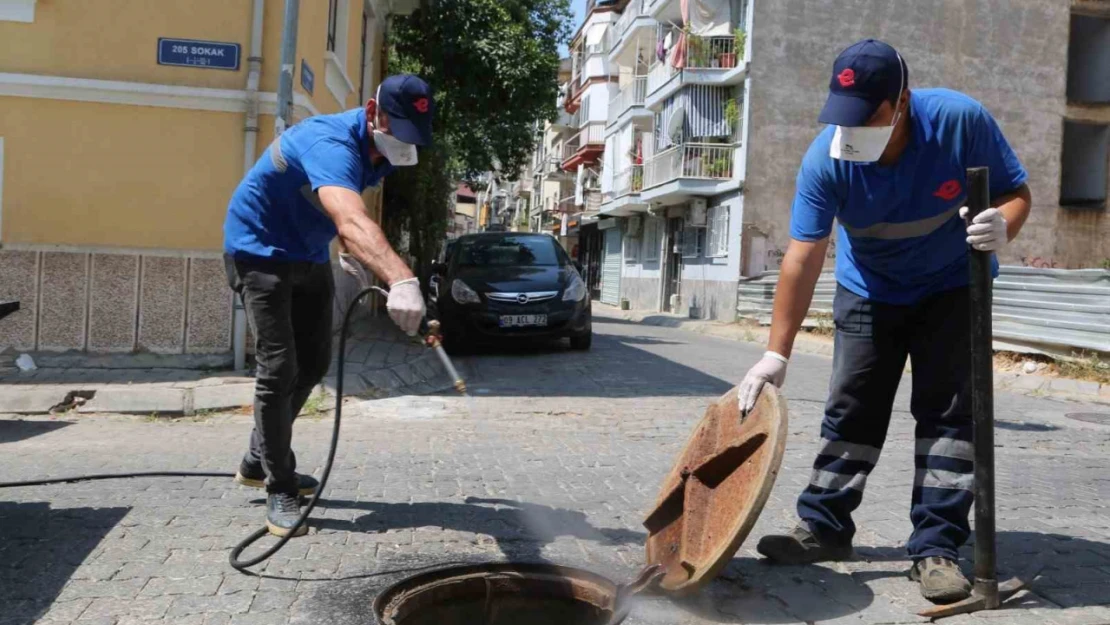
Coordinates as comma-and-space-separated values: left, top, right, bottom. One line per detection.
0, 311, 453, 416
599, 304, 1110, 406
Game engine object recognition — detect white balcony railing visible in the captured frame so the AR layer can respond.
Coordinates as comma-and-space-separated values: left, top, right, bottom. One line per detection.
613, 165, 645, 198
647, 35, 742, 95
562, 122, 607, 162
608, 76, 648, 125
647, 61, 676, 94
643, 143, 734, 189
684, 35, 740, 69
608, 0, 645, 51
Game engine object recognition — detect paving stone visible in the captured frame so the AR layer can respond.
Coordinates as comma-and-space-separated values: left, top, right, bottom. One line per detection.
167, 592, 253, 617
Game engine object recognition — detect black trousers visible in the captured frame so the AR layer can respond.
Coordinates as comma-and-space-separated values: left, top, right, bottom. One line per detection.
797, 284, 975, 561
224, 254, 334, 495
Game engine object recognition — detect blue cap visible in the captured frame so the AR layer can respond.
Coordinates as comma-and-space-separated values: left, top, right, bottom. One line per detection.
817, 39, 908, 127
377, 74, 434, 146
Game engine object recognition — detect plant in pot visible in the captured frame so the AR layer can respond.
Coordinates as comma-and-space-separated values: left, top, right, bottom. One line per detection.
631, 168, 644, 192
724, 98, 740, 133
733, 27, 747, 63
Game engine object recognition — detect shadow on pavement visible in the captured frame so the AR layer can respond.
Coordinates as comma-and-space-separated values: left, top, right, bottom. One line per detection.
313, 496, 646, 564
453, 333, 735, 399
0, 419, 72, 444
663, 558, 875, 623
0, 501, 130, 625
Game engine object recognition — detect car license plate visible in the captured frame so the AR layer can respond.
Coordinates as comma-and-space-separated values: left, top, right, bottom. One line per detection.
499, 314, 547, 328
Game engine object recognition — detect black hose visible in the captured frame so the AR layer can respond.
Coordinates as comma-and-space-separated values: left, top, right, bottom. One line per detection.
0, 285, 380, 574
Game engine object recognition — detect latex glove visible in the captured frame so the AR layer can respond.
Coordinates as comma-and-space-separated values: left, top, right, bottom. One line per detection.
386, 277, 425, 336
338, 253, 370, 287
738, 351, 789, 416
960, 206, 1008, 252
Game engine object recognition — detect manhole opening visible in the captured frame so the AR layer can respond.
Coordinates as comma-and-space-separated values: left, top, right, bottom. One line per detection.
1065, 413, 1110, 425
374, 563, 621, 625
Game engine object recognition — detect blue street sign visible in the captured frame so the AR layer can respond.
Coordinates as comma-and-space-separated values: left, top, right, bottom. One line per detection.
301, 59, 315, 95
158, 38, 240, 71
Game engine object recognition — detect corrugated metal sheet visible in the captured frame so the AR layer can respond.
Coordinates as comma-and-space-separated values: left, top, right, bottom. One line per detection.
737, 267, 1110, 355
601, 228, 623, 306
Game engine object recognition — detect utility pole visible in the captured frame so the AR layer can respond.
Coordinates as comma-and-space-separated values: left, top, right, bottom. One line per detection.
275, 0, 300, 136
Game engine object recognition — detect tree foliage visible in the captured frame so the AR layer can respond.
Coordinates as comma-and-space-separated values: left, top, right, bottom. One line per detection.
390, 0, 573, 180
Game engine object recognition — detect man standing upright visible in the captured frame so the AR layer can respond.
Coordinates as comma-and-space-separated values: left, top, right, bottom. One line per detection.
223, 74, 434, 537
738, 40, 1031, 603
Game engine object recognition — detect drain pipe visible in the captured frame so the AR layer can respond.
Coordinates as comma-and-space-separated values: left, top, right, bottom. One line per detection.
275, 0, 300, 136
233, 0, 265, 372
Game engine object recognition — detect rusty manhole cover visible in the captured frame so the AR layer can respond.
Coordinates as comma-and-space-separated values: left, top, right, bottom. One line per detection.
1065, 413, 1110, 425
643, 384, 789, 595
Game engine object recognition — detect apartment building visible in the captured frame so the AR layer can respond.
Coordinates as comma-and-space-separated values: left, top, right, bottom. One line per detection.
599, 0, 749, 319
0, 0, 416, 357
582, 0, 1109, 322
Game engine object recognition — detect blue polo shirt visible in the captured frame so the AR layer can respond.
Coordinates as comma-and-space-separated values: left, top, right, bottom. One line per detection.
790, 88, 1028, 305
224, 108, 395, 264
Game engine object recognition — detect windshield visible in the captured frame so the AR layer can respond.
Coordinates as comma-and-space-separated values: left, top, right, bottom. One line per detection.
456, 236, 564, 267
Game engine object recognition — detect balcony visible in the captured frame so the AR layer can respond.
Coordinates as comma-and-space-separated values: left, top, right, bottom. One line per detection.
561, 122, 607, 171
641, 142, 739, 205
607, 76, 651, 129
607, 0, 655, 63
557, 195, 579, 213
645, 35, 747, 109
601, 165, 648, 216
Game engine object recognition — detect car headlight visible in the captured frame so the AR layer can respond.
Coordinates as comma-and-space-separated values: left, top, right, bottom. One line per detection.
562, 273, 587, 302
451, 279, 481, 304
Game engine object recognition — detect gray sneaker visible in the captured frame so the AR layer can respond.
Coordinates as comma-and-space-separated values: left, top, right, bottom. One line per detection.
756, 524, 853, 565
910, 557, 972, 604
266, 492, 307, 538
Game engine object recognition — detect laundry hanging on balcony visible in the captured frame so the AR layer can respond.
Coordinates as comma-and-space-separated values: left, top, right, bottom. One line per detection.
655, 86, 732, 150
688, 0, 732, 36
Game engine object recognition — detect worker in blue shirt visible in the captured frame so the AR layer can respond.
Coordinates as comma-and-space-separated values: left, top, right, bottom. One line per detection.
739, 40, 1032, 604
222, 74, 434, 538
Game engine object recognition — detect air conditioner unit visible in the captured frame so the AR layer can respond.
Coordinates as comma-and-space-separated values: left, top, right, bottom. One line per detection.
626, 215, 643, 237
688, 198, 708, 227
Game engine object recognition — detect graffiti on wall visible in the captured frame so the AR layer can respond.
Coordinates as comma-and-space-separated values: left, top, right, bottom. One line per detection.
1020, 256, 1060, 269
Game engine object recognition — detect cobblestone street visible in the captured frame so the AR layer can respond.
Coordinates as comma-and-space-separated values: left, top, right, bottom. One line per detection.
2, 311, 1109, 625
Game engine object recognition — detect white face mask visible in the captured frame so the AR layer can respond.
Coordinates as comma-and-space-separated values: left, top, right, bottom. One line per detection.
373, 130, 418, 166
829, 55, 905, 163
372, 85, 419, 166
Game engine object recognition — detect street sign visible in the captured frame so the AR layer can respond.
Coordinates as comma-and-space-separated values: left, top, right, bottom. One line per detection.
300, 59, 315, 95
157, 38, 240, 71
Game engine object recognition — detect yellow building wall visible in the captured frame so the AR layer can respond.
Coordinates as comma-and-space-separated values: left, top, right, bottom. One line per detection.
0, 0, 253, 90
0, 98, 243, 250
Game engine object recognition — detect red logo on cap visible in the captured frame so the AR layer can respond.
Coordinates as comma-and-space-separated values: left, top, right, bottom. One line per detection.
413, 97, 429, 113
934, 180, 962, 202
838, 68, 856, 88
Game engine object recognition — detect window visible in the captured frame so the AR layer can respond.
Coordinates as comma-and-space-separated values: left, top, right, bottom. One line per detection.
625, 232, 640, 263
457, 236, 564, 267
1067, 14, 1110, 104
1060, 121, 1109, 209
679, 226, 704, 259
642, 217, 661, 262
706, 205, 730, 257
327, 0, 340, 52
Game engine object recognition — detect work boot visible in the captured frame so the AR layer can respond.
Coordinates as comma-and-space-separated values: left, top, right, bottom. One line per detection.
235, 459, 319, 496
756, 524, 853, 565
266, 492, 307, 537
910, 557, 972, 604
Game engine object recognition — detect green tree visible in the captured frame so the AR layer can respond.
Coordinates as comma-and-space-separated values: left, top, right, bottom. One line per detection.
391, 0, 573, 179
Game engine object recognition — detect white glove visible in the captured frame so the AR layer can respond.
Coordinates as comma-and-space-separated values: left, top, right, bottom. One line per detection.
338, 253, 370, 287
960, 206, 1008, 252
386, 278, 425, 336
738, 351, 789, 416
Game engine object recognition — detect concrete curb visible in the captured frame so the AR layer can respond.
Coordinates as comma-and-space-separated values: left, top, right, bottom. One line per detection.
598, 307, 1110, 407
